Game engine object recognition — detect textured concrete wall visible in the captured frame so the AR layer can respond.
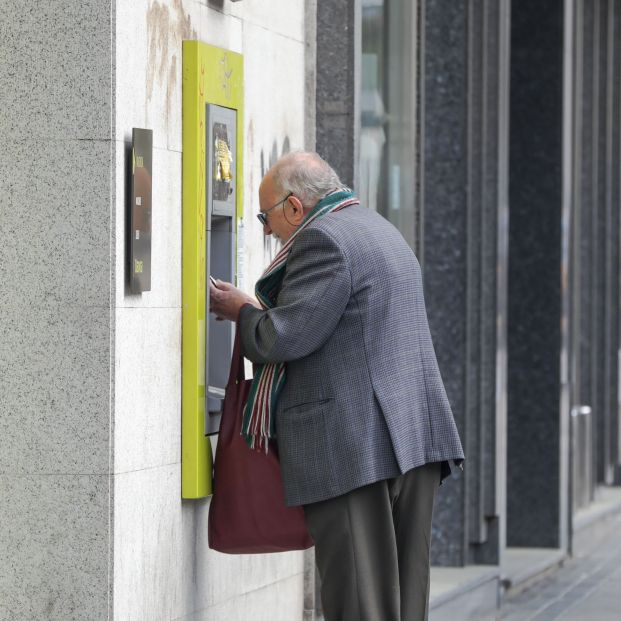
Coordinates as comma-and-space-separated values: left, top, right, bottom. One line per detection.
315, 0, 359, 189
507, 0, 564, 548
0, 2, 114, 620
113, 1, 310, 619
421, 0, 511, 568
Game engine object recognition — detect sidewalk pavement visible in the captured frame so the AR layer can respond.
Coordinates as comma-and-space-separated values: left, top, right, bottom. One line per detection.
499, 512, 621, 620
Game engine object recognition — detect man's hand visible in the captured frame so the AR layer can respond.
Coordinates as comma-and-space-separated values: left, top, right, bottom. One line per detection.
209, 280, 261, 322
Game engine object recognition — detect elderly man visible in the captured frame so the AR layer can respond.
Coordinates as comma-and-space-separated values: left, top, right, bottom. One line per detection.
210, 151, 464, 621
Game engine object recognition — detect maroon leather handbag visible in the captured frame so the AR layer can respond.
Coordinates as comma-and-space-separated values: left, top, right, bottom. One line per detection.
208, 326, 314, 554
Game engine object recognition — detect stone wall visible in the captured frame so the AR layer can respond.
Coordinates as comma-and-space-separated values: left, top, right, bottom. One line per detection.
0, 1, 315, 619
0, 1, 114, 619
113, 1, 312, 619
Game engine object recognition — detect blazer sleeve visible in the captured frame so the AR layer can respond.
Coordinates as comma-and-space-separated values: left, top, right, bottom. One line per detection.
239, 226, 352, 364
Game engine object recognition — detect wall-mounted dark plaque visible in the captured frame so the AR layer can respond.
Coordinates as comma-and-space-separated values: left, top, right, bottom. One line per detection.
130, 128, 153, 293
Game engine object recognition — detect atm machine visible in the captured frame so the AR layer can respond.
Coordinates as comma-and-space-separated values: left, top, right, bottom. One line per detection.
182, 42, 243, 499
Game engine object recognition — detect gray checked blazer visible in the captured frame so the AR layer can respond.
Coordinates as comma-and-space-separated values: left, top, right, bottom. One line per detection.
239, 204, 465, 507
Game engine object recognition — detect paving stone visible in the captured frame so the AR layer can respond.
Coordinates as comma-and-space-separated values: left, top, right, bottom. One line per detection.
499, 513, 621, 620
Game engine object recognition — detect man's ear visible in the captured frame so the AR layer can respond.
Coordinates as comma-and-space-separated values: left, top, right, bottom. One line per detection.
287, 195, 306, 223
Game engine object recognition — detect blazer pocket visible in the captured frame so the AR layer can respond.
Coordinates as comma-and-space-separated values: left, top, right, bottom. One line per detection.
281, 397, 332, 413
276, 399, 336, 495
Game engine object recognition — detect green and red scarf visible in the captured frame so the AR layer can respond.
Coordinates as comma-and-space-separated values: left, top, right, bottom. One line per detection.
242, 189, 360, 451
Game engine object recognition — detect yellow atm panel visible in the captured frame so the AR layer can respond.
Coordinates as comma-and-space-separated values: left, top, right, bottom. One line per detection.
182, 41, 243, 499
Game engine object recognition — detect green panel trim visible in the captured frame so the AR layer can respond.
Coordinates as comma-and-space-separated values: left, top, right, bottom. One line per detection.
182, 41, 243, 498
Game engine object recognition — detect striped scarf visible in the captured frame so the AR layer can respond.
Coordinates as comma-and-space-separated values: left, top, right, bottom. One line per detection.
241, 189, 360, 451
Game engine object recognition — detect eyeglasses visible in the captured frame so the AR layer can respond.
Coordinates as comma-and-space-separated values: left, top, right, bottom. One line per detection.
257, 192, 293, 226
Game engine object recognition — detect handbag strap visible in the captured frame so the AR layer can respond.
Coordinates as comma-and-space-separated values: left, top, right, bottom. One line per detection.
227, 322, 245, 386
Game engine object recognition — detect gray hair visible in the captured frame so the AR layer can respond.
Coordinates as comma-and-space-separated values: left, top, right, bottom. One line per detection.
271, 151, 343, 209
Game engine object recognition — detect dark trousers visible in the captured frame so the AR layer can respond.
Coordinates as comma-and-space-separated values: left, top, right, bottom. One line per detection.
303, 462, 441, 621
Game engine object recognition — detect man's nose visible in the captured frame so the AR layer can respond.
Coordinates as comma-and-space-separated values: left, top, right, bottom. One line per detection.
263, 222, 273, 236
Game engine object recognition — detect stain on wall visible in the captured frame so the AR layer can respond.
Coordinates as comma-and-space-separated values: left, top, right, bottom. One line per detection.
259, 136, 291, 257
146, 0, 197, 133
259, 136, 291, 179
